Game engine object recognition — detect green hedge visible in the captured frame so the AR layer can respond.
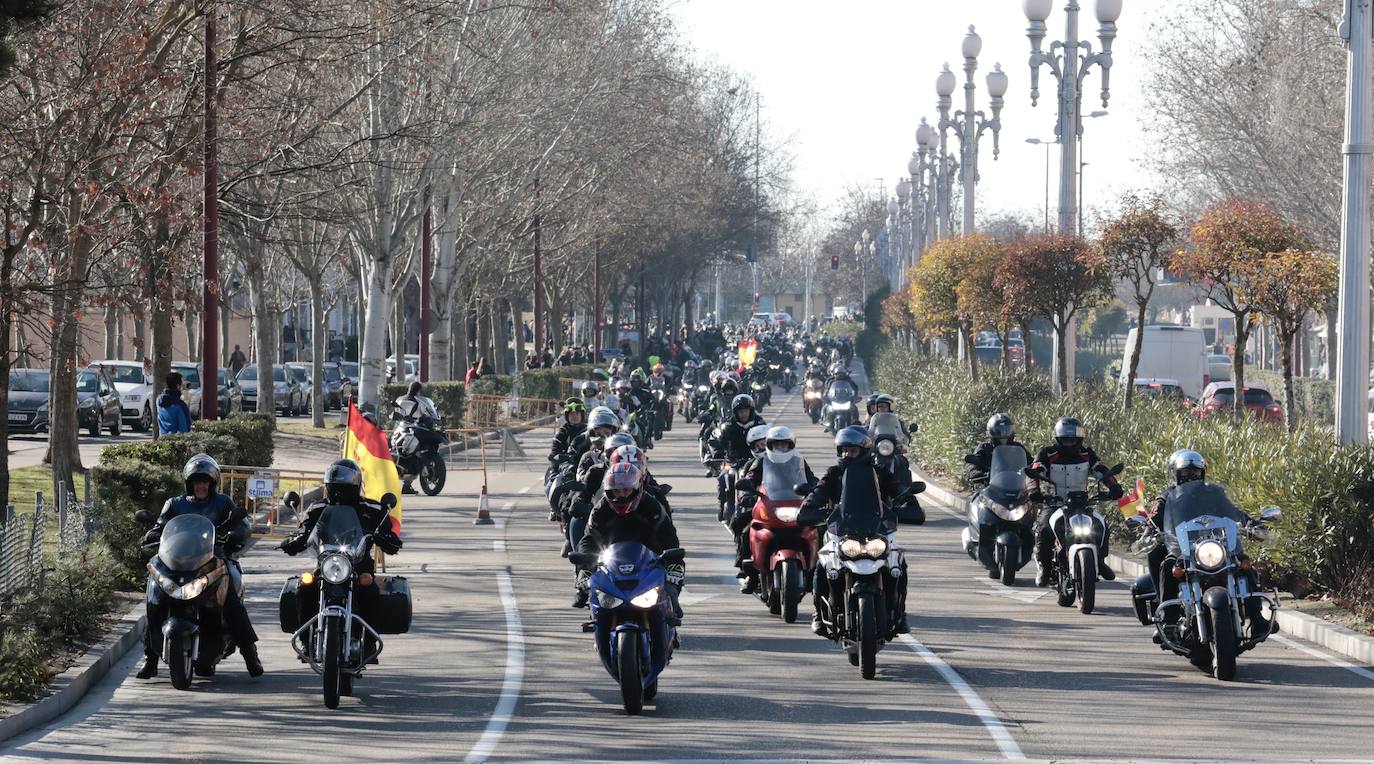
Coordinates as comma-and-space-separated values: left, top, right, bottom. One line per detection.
1245, 367, 1334, 425
467, 365, 595, 401
193, 413, 274, 467
378, 381, 466, 426
99, 432, 239, 471
89, 459, 182, 582
873, 348, 1374, 606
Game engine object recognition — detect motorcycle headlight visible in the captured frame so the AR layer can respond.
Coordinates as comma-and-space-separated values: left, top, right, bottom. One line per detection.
321, 553, 353, 584
839, 538, 863, 558
595, 590, 624, 609
876, 440, 895, 457
839, 537, 887, 559
698, 385, 710, 392
171, 574, 212, 601
1194, 540, 1227, 570
1068, 514, 1096, 539
773, 506, 800, 523
629, 587, 661, 608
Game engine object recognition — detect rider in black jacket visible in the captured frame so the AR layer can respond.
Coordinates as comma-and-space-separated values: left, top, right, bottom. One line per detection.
577, 462, 684, 617
138, 455, 262, 680
964, 413, 1034, 484
1028, 417, 1123, 586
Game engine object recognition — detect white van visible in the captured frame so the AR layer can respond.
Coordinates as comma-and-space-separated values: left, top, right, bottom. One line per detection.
1120, 325, 1209, 400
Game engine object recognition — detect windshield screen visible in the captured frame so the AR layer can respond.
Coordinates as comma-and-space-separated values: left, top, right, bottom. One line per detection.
1211, 388, 1273, 405
76, 371, 98, 393
869, 412, 903, 443
762, 458, 805, 500
10, 371, 50, 392
239, 366, 257, 382
175, 366, 200, 388
107, 366, 145, 385
311, 505, 366, 555
158, 513, 216, 572
324, 366, 340, 381
987, 446, 1028, 505
272, 366, 287, 382
835, 462, 884, 535
828, 381, 855, 401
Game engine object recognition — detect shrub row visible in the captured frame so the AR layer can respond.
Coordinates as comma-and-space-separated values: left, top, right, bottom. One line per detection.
378, 381, 467, 426
468, 365, 596, 401
872, 348, 1374, 607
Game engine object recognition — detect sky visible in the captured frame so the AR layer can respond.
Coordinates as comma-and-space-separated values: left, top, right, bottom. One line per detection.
671, 0, 1164, 228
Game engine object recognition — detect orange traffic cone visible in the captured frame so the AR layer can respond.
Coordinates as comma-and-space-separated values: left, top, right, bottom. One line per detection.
474, 484, 495, 525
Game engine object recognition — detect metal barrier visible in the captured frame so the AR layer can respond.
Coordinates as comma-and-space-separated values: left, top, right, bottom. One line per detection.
219, 466, 326, 538
560, 377, 604, 399
466, 394, 564, 431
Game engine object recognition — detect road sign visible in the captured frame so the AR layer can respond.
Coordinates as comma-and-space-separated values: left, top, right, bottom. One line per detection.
247, 471, 275, 498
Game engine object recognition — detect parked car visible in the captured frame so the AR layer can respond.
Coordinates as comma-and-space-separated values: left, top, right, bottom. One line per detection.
237, 364, 303, 415
216, 367, 244, 415
972, 333, 1029, 367
308, 361, 352, 409
284, 364, 313, 415
171, 362, 203, 419
77, 366, 122, 436
1120, 326, 1208, 401
96, 360, 155, 432
1195, 382, 1284, 423
1132, 377, 1191, 408
340, 361, 359, 382
7, 368, 51, 434
1207, 353, 1233, 383
385, 357, 418, 383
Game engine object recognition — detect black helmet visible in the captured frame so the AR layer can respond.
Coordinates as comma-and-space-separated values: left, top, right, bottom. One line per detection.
720, 378, 739, 396
834, 426, 871, 463
731, 394, 756, 418
987, 413, 1014, 445
1167, 449, 1206, 485
1053, 417, 1084, 450
183, 454, 221, 495
324, 458, 364, 505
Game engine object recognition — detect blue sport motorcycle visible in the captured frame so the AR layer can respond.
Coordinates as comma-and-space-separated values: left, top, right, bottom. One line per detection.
569, 542, 685, 714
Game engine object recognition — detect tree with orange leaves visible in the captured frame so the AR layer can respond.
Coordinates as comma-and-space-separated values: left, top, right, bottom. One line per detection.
1247, 248, 1337, 430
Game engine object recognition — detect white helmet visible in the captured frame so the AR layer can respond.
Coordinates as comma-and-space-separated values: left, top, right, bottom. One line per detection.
765, 425, 797, 463
604, 392, 621, 411
587, 406, 619, 433
747, 424, 770, 447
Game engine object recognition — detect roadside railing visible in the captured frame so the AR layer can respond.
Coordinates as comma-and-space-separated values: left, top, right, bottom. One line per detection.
219, 466, 325, 538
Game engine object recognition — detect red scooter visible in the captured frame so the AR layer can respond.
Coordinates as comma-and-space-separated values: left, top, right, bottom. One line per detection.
739, 461, 819, 624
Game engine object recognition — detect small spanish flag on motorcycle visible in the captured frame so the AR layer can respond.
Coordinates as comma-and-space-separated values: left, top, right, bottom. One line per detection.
1117, 477, 1146, 519
344, 402, 402, 534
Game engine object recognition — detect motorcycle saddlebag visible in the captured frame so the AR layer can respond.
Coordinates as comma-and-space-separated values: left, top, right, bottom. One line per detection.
373, 575, 413, 634
279, 576, 305, 633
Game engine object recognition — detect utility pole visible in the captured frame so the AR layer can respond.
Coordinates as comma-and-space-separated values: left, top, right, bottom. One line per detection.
1336, 0, 1372, 443
532, 175, 543, 359
419, 191, 431, 382
200, 3, 219, 420
592, 239, 602, 362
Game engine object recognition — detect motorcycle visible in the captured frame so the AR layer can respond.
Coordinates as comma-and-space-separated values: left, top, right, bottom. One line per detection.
961, 446, 1035, 585
737, 460, 818, 623
1041, 468, 1120, 614
687, 383, 712, 424
870, 413, 924, 525
802, 378, 824, 423
824, 382, 859, 431
279, 495, 411, 708
652, 384, 673, 433
1127, 482, 1280, 681
809, 482, 907, 680
138, 511, 249, 690
390, 407, 449, 495
749, 374, 771, 410
569, 543, 686, 714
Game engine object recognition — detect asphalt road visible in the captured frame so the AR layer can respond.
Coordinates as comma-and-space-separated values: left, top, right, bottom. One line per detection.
3, 386, 1372, 763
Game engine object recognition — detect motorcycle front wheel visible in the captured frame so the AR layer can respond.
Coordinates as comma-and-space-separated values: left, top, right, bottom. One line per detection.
1076, 548, 1097, 614
167, 632, 193, 691
617, 629, 643, 715
1211, 607, 1237, 681
323, 617, 342, 709
780, 559, 802, 624
857, 591, 878, 680
999, 546, 1017, 587
419, 452, 446, 496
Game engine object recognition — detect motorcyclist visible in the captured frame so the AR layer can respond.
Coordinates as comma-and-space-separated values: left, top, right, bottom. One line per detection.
394, 381, 444, 494
280, 459, 403, 559
797, 427, 920, 637
733, 426, 819, 593
579, 381, 602, 411
822, 367, 857, 433
1145, 450, 1272, 638
548, 399, 588, 468
577, 462, 685, 619
1028, 417, 1123, 586
715, 394, 766, 467
137, 454, 262, 680
964, 413, 1034, 484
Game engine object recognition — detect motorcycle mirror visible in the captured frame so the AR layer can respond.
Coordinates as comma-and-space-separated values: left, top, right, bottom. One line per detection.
1108, 463, 1125, 476
793, 483, 813, 496
660, 547, 687, 564
380, 493, 398, 511
963, 454, 979, 465
734, 479, 756, 493
1125, 515, 1147, 529
134, 509, 155, 524
283, 490, 301, 509
1260, 506, 1282, 522
908, 422, 919, 434
1023, 466, 1044, 479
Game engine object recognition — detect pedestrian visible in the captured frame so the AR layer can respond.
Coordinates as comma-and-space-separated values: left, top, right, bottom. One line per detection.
525, 353, 540, 371
465, 360, 481, 384
229, 344, 247, 375
157, 372, 193, 435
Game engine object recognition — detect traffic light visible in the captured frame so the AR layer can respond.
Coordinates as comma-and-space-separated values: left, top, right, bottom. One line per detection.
746, 242, 757, 263
830, 254, 839, 270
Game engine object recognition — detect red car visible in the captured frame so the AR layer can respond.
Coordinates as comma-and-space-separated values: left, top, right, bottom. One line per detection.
1194, 382, 1284, 423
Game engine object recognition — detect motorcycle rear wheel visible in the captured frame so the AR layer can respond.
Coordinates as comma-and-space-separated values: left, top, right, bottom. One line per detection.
419, 452, 446, 496
617, 630, 643, 715
781, 559, 802, 624
168, 633, 192, 691
858, 592, 878, 680
1211, 607, 1237, 681
1076, 548, 1096, 614
323, 618, 342, 709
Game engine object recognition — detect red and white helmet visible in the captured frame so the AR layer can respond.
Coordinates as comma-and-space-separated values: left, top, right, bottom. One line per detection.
611, 444, 647, 471
604, 462, 645, 516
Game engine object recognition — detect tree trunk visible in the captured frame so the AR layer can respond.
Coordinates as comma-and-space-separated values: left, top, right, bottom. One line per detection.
430, 297, 453, 382
46, 221, 91, 498
184, 305, 199, 362
359, 267, 391, 410
104, 303, 118, 359
116, 306, 125, 359
999, 328, 1010, 370
219, 295, 231, 365
1280, 330, 1296, 432
1124, 302, 1148, 409
476, 299, 491, 373
491, 298, 509, 374
150, 237, 175, 439
133, 308, 147, 361
0, 239, 18, 511
510, 296, 526, 373
1232, 312, 1250, 421
310, 277, 327, 427
1055, 320, 1069, 396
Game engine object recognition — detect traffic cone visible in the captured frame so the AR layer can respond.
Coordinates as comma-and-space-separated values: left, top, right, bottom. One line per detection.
474, 484, 495, 525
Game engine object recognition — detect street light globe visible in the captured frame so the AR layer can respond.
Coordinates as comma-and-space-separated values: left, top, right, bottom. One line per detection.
888, 198, 900, 215
936, 64, 956, 97
915, 118, 933, 147
921, 126, 940, 150
896, 179, 911, 201
862, 228, 871, 244
1095, 0, 1123, 23
986, 63, 1009, 98
962, 26, 982, 60
907, 154, 920, 176
854, 241, 862, 255
1023, 0, 1052, 22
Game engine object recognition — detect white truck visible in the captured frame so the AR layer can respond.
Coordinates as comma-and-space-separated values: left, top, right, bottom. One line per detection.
1120, 325, 1209, 400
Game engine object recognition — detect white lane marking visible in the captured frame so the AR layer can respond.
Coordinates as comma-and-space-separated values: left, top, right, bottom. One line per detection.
1272, 634, 1374, 682
899, 634, 1025, 760
519, 486, 530, 494
463, 569, 525, 764
976, 578, 1049, 604
493, 540, 506, 553
501, 501, 516, 510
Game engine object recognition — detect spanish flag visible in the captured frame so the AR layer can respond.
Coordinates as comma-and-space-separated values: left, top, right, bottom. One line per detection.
344, 402, 402, 533
1117, 477, 1146, 519
738, 338, 758, 368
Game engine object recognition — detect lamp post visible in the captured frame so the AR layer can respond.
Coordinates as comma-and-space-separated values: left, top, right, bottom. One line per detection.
893, 185, 909, 284
1025, 137, 1056, 233
934, 66, 959, 239
915, 120, 940, 249
937, 27, 1007, 236
1024, 0, 1121, 394
1336, 0, 1372, 443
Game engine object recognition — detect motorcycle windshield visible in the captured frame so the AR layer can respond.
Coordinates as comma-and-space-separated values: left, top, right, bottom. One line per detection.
311, 505, 367, 558
1161, 481, 1246, 555
835, 461, 885, 537
806, 379, 822, 390
987, 446, 1029, 506
868, 413, 905, 445
827, 382, 855, 402
762, 458, 806, 500
158, 513, 216, 572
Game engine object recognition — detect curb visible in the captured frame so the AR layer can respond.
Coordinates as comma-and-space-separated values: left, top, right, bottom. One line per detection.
912, 468, 1374, 668
0, 601, 146, 745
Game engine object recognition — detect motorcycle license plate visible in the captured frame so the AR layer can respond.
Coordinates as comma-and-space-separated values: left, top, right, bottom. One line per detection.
8, 413, 26, 422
